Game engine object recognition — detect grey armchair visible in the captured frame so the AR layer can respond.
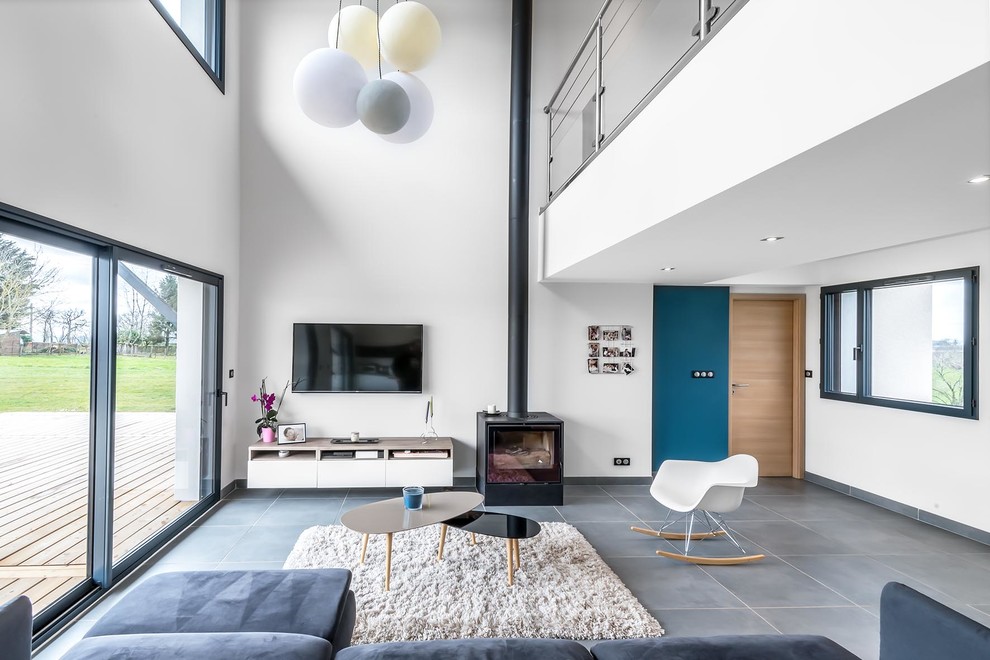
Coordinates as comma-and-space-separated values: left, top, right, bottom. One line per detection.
0, 595, 32, 660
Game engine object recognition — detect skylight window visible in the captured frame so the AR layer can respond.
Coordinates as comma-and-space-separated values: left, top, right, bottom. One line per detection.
150, 0, 225, 92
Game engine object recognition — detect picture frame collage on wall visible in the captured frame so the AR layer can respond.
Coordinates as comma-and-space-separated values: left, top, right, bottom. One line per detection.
587, 325, 635, 375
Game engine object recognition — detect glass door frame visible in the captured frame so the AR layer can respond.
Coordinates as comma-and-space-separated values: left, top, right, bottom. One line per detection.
108, 247, 223, 582
0, 202, 224, 645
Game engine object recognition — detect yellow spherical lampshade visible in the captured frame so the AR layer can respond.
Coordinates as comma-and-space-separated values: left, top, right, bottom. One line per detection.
328, 4, 379, 70
380, 1, 441, 72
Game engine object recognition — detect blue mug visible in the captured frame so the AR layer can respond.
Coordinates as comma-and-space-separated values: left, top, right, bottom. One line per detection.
403, 486, 424, 511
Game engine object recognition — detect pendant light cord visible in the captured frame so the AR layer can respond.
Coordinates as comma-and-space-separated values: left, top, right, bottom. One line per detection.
335, 0, 343, 48
376, 0, 382, 79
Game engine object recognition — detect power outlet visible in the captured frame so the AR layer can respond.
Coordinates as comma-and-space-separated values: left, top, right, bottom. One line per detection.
613, 457, 631, 466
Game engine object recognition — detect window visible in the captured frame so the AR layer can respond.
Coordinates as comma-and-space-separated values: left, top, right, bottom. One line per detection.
821, 268, 979, 418
150, 0, 225, 92
0, 204, 223, 643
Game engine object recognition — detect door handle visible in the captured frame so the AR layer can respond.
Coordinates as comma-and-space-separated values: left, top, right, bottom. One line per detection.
731, 383, 750, 388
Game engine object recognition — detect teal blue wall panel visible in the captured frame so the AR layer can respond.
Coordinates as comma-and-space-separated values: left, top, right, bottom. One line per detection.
652, 286, 730, 471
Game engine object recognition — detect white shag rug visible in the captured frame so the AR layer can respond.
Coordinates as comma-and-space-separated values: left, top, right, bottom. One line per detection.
284, 522, 664, 645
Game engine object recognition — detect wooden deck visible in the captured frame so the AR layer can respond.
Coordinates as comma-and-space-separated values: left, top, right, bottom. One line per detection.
0, 412, 194, 614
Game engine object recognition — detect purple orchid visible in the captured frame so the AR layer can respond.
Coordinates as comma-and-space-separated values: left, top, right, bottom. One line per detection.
251, 377, 290, 436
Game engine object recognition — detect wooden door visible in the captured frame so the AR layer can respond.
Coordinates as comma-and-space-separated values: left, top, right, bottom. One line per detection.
729, 297, 804, 477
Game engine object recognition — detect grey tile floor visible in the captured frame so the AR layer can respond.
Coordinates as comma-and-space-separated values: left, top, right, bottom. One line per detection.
35, 479, 990, 660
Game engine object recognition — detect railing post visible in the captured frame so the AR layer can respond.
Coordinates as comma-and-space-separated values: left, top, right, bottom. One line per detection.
595, 18, 604, 150
546, 106, 552, 201
698, 0, 712, 40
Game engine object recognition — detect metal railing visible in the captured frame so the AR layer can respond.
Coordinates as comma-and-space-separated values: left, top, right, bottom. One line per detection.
544, 0, 747, 207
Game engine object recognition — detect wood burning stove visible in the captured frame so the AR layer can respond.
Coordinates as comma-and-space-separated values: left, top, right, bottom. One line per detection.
477, 412, 563, 505
477, 0, 564, 507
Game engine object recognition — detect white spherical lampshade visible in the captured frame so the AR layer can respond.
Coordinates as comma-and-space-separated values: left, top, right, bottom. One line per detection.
379, 1, 441, 72
357, 79, 411, 135
380, 72, 433, 143
327, 4, 379, 70
293, 48, 368, 127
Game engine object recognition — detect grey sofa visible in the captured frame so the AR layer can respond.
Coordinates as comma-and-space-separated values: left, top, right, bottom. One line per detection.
62, 569, 357, 660
336, 582, 990, 660
6, 577, 989, 658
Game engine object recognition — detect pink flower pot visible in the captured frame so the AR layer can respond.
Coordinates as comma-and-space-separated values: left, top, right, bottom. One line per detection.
261, 427, 276, 443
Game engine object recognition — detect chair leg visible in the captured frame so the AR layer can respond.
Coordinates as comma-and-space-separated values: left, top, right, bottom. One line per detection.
706, 511, 750, 555
683, 511, 696, 555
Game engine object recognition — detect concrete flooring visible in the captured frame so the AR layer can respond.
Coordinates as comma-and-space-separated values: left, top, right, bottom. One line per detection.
36, 478, 990, 659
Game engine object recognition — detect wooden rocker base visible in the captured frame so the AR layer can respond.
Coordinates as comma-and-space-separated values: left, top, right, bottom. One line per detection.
631, 526, 727, 541
656, 550, 766, 565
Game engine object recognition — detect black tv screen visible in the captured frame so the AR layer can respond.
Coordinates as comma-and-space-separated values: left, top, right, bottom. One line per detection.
292, 323, 423, 393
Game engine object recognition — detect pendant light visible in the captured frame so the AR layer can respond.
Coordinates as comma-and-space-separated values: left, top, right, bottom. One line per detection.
294, 0, 439, 142
380, 1, 442, 72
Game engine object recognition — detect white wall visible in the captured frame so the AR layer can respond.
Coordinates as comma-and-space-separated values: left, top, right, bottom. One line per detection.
0, 0, 242, 485
804, 230, 990, 532
235, 0, 655, 479
531, 0, 655, 478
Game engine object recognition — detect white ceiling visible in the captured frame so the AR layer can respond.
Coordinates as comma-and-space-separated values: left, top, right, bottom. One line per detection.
544, 62, 990, 287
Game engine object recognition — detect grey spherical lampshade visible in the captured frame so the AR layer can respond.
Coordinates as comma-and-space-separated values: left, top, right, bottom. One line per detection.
357, 79, 411, 135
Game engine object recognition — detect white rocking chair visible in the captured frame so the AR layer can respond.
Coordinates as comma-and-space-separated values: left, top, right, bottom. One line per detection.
631, 454, 765, 565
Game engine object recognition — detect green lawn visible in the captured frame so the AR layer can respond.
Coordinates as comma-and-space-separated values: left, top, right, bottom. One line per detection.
0, 354, 176, 412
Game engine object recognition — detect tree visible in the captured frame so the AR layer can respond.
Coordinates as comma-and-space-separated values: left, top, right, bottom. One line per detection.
0, 235, 59, 333
148, 275, 178, 355
932, 344, 964, 407
58, 308, 87, 345
37, 300, 58, 344
119, 281, 151, 350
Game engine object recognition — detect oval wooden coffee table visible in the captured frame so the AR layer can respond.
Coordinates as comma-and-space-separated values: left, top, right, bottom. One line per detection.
340, 491, 484, 590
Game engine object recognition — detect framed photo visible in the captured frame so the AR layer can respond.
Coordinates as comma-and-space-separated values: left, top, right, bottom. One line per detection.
619, 347, 636, 358
602, 362, 619, 374
602, 329, 620, 341
588, 342, 600, 357
588, 358, 600, 374
277, 423, 307, 445
622, 362, 635, 375
621, 326, 632, 341
588, 325, 600, 341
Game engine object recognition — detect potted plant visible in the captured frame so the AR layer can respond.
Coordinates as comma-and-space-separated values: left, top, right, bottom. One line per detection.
252, 378, 289, 442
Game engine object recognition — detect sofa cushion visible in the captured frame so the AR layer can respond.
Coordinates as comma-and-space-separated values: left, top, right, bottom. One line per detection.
336, 638, 594, 660
85, 569, 352, 645
0, 595, 32, 660
61, 632, 332, 660
590, 635, 860, 660
880, 581, 990, 660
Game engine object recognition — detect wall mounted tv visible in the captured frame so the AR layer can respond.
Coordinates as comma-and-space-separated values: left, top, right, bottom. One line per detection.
292, 323, 423, 393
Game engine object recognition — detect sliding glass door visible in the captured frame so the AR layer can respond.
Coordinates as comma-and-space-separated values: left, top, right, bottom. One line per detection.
0, 230, 97, 613
111, 256, 218, 569
0, 209, 223, 640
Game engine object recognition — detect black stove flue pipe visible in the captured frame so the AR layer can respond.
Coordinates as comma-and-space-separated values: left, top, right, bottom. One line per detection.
507, 0, 532, 419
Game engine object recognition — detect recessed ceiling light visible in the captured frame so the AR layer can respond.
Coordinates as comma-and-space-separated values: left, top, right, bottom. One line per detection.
968, 175, 990, 184
660, 267, 676, 272
760, 236, 784, 242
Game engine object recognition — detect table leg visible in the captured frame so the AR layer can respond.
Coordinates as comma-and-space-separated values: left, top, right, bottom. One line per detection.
471, 532, 477, 546
437, 524, 448, 561
506, 538, 514, 586
385, 532, 393, 591
513, 538, 520, 569
359, 533, 369, 564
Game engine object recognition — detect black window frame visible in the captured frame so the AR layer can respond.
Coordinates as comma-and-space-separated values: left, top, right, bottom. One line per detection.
0, 200, 225, 646
149, 0, 225, 93
820, 267, 979, 419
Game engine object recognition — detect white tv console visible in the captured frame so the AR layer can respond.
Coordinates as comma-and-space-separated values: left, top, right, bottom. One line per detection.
246, 436, 454, 489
